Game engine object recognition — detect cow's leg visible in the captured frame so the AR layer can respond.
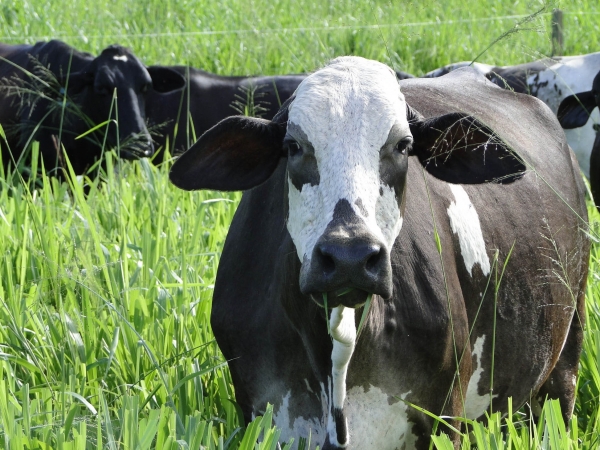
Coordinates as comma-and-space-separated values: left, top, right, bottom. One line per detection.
534, 287, 585, 425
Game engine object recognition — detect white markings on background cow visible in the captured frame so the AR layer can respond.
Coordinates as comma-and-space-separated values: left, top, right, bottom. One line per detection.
447, 184, 490, 276
286, 56, 408, 262
273, 391, 325, 448
465, 335, 497, 419
113, 55, 128, 62
344, 385, 417, 449
526, 53, 600, 177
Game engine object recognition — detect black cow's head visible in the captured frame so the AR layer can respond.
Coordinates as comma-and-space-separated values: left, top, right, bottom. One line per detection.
557, 71, 600, 129
66, 45, 185, 159
170, 57, 524, 308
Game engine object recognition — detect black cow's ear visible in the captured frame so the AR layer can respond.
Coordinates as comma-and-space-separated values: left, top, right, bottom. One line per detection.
409, 112, 526, 184
170, 116, 286, 191
147, 66, 186, 93
557, 91, 596, 129
63, 71, 94, 94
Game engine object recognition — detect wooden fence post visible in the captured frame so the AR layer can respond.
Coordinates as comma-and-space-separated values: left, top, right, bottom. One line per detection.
552, 8, 563, 56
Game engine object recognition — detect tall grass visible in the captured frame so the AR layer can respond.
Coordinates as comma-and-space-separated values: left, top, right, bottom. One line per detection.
1, 0, 600, 448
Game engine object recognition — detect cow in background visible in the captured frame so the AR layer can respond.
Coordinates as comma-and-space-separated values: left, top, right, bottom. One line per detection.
558, 71, 600, 209
145, 66, 413, 164
0, 40, 185, 175
424, 53, 600, 178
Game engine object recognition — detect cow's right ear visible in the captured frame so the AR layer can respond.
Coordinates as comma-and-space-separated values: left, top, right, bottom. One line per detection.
170, 116, 286, 191
557, 91, 596, 129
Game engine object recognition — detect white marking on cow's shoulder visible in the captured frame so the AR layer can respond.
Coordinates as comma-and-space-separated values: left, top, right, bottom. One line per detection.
113, 55, 128, 62
326, 306, 356, 447
447, 184, 490, 276
273, 391, 325, 448
345, 385, 417, 449
465, 335, 497, 419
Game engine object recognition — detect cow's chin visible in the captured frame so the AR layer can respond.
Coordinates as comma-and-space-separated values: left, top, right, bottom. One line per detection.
310, 288, 371, 309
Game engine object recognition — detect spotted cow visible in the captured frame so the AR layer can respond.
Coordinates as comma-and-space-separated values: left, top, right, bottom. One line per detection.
171, 57, 589, 449
558, 70, 600, 209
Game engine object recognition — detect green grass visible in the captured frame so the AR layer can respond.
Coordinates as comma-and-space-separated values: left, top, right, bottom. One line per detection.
1, 0, 600, 448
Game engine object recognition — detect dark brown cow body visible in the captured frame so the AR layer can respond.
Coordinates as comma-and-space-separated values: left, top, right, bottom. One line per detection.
171, 61, 588, 449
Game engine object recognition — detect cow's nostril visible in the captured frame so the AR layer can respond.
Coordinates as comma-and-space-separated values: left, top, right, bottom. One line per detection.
365, 247, 382, 273
317, 245, 337, 275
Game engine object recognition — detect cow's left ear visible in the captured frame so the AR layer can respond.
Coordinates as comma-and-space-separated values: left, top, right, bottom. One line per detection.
409, 112, 526, 184
170, 116, 286, 191
557, 91, 595, 129
147, 66, 186, 93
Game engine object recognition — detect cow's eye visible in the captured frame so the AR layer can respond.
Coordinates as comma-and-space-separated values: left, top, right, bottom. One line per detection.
285, 141, 303, 157
394, 137, 413, 155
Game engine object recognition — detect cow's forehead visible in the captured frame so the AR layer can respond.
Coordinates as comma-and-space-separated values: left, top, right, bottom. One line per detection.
288, 57, 409, 144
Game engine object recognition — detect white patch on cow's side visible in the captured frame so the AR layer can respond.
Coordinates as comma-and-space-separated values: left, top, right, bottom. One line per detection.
273, 390, 325, 448
447, 184, 490, 276
344, 385, 417, 449
286, 57, 409, 263
526, 53, 600, 177
465, 335, 497, 419
113, 55, 128, 62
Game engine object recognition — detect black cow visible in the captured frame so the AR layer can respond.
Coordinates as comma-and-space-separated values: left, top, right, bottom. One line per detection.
145, 66, 306, 164
0, 40, 185, 175
558, 71, 600, 209
170, 58, 589, 449
424, 53, 600, 179
145, 66, 413, 164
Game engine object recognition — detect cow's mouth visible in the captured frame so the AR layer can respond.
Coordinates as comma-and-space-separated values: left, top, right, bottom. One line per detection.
312, 288, 370, 309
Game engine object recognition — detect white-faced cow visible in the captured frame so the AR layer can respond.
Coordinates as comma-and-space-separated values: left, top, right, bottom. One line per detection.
424, 53, 600, 178
558, 70, 600, 209
0, 40, 185, 174
145, 65, 413, 164
170, 57, 589, 449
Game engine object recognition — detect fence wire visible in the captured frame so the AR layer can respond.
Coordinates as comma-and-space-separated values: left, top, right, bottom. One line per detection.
1, 11, 598, 43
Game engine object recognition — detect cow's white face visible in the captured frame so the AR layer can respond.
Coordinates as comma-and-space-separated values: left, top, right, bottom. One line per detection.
284, 57, 412, 302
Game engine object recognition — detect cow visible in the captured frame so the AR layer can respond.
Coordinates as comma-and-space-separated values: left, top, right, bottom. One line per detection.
145, 66, 413, 164
170, 57, 589, 449
424, 53, 600, 178
0, 40, 185, 175
557, 70, 600, 209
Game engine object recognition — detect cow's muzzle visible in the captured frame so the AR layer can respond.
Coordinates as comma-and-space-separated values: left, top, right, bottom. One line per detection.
300, 233, 393, 307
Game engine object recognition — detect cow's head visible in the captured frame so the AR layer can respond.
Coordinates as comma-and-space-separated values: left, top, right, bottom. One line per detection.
170, 57, 524, 308
66, 45, 185, 159
557, 70, 600, 129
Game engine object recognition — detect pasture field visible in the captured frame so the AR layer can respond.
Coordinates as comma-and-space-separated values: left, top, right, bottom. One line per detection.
0, 0, 600, 448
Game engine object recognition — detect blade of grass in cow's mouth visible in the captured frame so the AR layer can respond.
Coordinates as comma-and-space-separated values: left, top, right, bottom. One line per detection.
312, 288, 370, 309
